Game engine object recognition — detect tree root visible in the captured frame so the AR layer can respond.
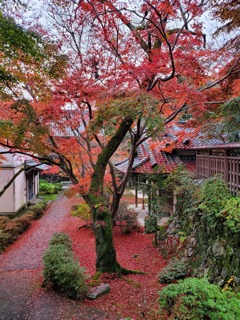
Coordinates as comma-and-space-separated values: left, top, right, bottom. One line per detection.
92, 266, 145, 282
119, 266, 145, 275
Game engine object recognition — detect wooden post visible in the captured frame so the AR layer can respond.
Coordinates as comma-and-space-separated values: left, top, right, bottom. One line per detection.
173, 190, 177, 214
208, 150, 211, 178
142, 190, 145, 210
135, 176, 138, 207
224, 150, 228, 184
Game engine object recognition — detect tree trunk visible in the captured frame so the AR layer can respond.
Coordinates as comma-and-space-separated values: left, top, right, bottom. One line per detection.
87, 194, 120, 272
86, 117, 133, 273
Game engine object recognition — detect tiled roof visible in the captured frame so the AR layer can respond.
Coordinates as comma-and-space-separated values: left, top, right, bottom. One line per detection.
115, 122, 228, 175
162, 123, 226, 149
115, 137, 196, 175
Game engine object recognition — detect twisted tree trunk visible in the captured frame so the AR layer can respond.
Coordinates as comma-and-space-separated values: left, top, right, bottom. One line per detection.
86, 117, 133, 273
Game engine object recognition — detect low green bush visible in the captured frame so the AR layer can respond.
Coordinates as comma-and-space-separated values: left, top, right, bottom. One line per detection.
54, 182, 62, 193
0, 216, 10, 229
0, 200, 47, 252
71, 203, 92, 228
218, 197, 240, 233
159, 277, 240, 320
31, 202, 47, 219
43, 233, 87, 299
0, 230, 13, 252
17, 213, 33, 231
198, 176, 231, 225
4, 220, 23, 236
39, 180, 62, 194
49, 232, 72, 249
158, 258, 188, 283
144, 216, 157, 234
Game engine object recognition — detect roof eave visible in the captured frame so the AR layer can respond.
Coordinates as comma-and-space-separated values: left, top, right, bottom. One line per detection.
192, 142, 240, 150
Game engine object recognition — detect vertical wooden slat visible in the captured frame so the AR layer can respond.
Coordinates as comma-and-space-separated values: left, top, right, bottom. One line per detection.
196, 153, 240, 194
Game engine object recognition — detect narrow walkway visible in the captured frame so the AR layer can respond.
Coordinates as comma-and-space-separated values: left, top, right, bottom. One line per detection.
0, 195, 106, 320
126, 189, 169, 227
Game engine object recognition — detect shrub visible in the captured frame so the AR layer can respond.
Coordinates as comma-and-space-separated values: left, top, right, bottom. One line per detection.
43, 233, 87, 299
115, 202, 138, 234
158, 258, 188, 283
157, 225, 167, 241
159, 277, 240, 320
4, 220, 23, 237
0, 201, 47, 252
31, 202, 47, 218
39, 179, 62, 194
144, 216, 157, 234
54, 182, 62, 193
17, 213, 33, 231
71, 203, 92, 227
198, 176, 230, 222
218, 197, 240, 233
49, 232, 72, 249
0, 216, 10, 229
0, 230, 13, 252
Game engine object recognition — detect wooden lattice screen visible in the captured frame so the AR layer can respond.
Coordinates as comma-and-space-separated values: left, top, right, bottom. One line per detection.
196, 155, 240, 194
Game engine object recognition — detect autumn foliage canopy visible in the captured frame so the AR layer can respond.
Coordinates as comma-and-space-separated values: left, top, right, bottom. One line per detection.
0, 0, 239, 272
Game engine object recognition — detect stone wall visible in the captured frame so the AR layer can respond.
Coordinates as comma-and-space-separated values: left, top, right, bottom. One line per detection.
159, 195, 240, 288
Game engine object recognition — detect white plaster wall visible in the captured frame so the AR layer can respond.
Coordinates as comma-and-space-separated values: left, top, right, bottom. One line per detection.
14, 167, 27, 212
35, 173, 39, 195
0, 168, 15, 212
0, 166, 26, 213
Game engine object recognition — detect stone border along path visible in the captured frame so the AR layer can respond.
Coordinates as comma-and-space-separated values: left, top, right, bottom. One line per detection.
0, 194, 107, 320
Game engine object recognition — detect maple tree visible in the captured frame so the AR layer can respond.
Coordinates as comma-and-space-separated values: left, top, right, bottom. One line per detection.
0, 0, 239, 273
210, 0, 240, 35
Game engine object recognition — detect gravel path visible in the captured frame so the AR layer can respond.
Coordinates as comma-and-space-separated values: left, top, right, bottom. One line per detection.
0, 195, 106, 320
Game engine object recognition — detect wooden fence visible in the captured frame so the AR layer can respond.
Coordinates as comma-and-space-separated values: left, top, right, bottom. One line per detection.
196, 155, 240, 194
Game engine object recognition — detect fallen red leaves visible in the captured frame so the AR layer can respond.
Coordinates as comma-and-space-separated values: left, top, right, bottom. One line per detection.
63, 214, 168, 320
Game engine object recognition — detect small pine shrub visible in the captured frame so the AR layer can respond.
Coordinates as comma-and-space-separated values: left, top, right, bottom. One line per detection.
159, 277, 240, 320
31, 202, 46, 218
158, 258, 188, 283
43, 233, 87, 299
17, 213, 33, 231
0, 230, 12, 252
49, 232, 72, 249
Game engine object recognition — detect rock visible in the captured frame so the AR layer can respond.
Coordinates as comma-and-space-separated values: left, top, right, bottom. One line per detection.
86, 283, 110, 300
187, 248, 194, 257
212, 241, 225, 256
218, 279, 225, 287
234, 249, 240, 259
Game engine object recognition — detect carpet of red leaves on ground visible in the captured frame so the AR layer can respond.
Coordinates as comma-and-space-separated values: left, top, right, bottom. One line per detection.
1, 194, 169, 319
63, 212, 168, 320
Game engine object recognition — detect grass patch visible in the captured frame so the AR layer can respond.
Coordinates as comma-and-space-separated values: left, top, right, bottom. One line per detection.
41, 193, 59, 201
